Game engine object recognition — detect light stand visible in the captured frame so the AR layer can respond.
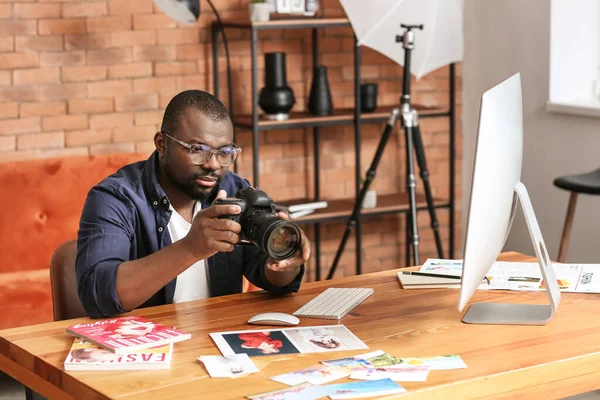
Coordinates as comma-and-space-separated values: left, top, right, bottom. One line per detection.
326, 24, 444, 280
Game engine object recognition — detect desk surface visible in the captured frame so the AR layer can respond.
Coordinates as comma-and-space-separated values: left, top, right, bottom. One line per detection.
2, 252, 600, 399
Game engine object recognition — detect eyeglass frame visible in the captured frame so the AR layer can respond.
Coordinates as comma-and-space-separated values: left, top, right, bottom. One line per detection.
161, 131, 242, 167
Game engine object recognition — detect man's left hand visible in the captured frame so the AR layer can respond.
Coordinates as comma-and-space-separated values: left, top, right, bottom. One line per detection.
266, 211, 311, 272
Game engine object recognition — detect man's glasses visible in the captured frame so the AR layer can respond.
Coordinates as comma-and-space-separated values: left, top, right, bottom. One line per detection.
161, 131, 241, 167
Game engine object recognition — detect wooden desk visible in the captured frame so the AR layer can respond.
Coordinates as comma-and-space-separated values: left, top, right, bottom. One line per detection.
2, 252, 600, 399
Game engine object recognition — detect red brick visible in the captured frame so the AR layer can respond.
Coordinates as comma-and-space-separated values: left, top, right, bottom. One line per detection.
40, 50, 85, 66
133, 14, 177, 30
40, 83, 87, 100
20, 101, 66, 117
135, 140, 155, 155
115, 93, 158, 112
0, 147, 89, 163
134, 110, 163, 126
176, 44, 206, 60
0, 4, 10, 18
0, 52, 38, 70
88, 79, 132, 98
89, 112, 133, 129
42, 114, 88, 131
13, 67, 60, 85
39, 18, 86, 35
0, 135, 15, 152
14, 3, 61, 18
90, 142, 135, 155
68, 98, 113, 114
112, 125, 155, 142
0, 70, 9, 85
108, 62, 152, 79
0, 117, 40, 135
62, 1, 107, 17
65, 128, 111, 147
156, 28, 202, 45
0, 37, 13, 53
17, 131, 64, 150
86, 15, 131, 32
111, 30, 155, 47
133, 77, 177, 94
0, 86, 40, 102
64, 33, 110, 50
61, 65, 107, 82
155, 61, 197, 76
15, 36, 63, 52
87, 47, 132, 65
159, 91, 178, 108
0, 103, 19, 119
108, 0, 153, 15
132, 44, 175, 62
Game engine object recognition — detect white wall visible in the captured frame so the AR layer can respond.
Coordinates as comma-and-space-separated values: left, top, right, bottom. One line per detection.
463, 0, 600, 262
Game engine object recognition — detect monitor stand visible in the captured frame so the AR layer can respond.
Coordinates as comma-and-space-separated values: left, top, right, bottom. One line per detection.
462, 182, 561, 325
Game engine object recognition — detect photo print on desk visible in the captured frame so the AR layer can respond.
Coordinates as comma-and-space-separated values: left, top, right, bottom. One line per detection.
210, 325, 368, 357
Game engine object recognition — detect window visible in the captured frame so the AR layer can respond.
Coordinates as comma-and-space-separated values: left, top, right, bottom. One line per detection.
547, 0, 600, 118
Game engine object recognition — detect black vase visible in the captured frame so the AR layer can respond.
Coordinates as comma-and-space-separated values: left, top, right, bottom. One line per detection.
360, 83, 378, 112
308, 66, 333, 116
258, 52, 295, 120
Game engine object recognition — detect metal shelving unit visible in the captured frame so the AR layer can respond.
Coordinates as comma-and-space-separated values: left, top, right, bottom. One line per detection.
211, 17, 456, 280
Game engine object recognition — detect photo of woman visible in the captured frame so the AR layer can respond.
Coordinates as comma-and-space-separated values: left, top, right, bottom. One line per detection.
221, 331, 300, 356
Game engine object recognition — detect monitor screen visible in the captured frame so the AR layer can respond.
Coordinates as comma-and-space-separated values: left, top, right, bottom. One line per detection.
458, 73, 523, 312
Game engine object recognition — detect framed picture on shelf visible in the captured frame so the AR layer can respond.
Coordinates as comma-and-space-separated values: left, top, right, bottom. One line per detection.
276, 0, 291, 13
290, 0, 306, 14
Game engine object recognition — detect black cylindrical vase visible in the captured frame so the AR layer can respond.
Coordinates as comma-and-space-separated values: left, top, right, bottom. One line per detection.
259, 52, 295, 120
360, 83, 378, 112
308, 66, 333, 116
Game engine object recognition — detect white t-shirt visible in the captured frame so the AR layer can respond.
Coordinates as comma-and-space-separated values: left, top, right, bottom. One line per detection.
168, 202, 211, 303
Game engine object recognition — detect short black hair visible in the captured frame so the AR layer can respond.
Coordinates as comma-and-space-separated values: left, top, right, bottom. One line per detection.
160, 90, 230, 136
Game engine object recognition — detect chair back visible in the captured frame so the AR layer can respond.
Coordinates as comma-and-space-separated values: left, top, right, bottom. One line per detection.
50, 240, 86, 321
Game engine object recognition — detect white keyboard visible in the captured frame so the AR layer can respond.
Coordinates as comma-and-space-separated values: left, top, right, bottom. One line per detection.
293, 288, 374, 320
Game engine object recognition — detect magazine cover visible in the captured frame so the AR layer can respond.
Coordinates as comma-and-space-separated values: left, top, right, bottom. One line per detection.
64, 338, 173, 371
210, 325, 368, 357
66, 316, 191, 354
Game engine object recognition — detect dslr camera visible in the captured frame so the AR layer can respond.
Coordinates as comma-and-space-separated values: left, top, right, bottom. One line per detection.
213, 187, 301, 261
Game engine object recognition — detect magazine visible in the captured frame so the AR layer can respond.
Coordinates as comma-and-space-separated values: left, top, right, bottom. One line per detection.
66, 316, 191, 354
210, 325, 368, 357
64, 338, 172, 371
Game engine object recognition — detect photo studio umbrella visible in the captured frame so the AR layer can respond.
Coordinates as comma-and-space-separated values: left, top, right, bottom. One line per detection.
340, 0, 463, 79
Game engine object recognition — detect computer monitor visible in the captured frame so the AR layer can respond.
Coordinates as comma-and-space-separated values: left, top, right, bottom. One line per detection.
458, 73, 561, 325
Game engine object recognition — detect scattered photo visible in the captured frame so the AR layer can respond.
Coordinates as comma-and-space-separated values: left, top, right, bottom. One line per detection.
198, 354, 259, 378
284, 326, 368, 353
355, 350, 403, 367
321, 356, 372, 372
211, 330, 301, 357
270, 364, 349, 386
246, 383, 334, 400
398, 354, 467, 370
324, 378, 407, 399
349, 365, 430, 382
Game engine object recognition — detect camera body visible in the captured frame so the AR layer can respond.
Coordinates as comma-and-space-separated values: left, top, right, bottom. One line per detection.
214, 187, 301, 261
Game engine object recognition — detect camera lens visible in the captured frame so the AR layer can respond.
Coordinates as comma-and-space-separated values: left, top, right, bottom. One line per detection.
244, 212, 301, 261
267, 223, 300, 260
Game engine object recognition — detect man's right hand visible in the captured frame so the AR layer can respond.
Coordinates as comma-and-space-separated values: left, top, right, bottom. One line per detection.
182, 190, 242, 260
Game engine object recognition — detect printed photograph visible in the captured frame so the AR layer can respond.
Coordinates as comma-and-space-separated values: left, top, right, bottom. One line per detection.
270, 364, 349, 386
284, 325, 368, 353
199, 354, 259, 378
212, 330, 301, 357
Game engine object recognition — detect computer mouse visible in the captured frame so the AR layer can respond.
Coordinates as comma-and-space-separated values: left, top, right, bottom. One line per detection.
247, 312, 300, 326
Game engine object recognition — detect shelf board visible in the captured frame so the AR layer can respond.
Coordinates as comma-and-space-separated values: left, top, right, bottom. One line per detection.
219, 17, 351, 31
235, 105, 449, 131
289, 193, 450, 225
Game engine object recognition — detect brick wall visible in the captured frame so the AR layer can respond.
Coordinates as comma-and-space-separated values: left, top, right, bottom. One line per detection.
0, 0, 462, 280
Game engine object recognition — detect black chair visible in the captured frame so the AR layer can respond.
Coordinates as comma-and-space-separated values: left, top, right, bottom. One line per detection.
553, 167, 600, 262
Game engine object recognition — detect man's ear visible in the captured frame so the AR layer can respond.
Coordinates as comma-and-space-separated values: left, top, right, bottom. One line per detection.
154, 131, 166, 156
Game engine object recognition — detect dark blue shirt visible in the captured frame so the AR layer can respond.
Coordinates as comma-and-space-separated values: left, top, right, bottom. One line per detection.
76, 151, 304, 318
